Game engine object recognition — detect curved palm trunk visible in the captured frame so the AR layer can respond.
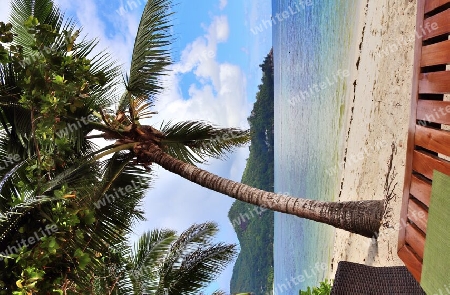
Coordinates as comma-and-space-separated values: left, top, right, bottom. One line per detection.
144, 147, 384, 238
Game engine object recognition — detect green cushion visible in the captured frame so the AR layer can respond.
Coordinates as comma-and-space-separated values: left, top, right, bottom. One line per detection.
420, 170, 450, 294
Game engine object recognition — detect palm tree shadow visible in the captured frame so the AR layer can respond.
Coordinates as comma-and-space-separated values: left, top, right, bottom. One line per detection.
382, 142, 398, 227
365, 238, 378, 266
366, 142, 397, 266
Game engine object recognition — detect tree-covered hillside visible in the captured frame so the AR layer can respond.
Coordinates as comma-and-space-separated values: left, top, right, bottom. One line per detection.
229, 50, 274, 295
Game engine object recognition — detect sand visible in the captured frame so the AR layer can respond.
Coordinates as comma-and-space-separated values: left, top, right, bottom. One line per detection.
329, 0, 418, 278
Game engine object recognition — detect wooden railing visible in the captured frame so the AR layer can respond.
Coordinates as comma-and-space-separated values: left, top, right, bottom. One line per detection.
398, 0, 450, 283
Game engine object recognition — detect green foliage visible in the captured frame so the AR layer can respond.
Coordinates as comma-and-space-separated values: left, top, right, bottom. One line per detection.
160, 121, 250, 165
0, 22, 14, 63
299, 279, 332, 295
0, 1, 142, 293
95, 222, 237, 295
229, 50, 274, 295
120, 0, 173, 110
240, 50, 274, 191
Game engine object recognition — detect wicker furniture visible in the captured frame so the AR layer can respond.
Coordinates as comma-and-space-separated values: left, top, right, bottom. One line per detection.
330, 261, 425, 295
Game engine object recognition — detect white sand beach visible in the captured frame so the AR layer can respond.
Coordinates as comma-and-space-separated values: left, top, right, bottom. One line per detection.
329, 0, 418, 278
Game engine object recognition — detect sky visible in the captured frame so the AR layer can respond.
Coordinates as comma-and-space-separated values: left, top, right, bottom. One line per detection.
0, 0, 272, 292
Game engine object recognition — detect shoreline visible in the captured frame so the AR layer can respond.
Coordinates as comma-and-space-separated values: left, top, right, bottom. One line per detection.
329, 0, 418, 279
327, 0, 368, 278
336, 0, 368, 204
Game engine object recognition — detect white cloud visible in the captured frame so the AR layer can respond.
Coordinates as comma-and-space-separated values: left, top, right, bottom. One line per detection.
0, 4, 11, 23
155, 15, 249, 128
158, 62, 248, 127
207, 15, 229, 43
219, 0, 228, 10
172, 15, 229, 92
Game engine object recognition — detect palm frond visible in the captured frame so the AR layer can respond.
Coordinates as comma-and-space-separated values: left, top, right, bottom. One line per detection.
10, 0, 66, 55
120, 0, 173, 110
167, 243, 237, 294
74, 38, 122, 109
153, 222, 237, 295
129, 229, 177, 294
48, 152, 152, 244
160, 121, 250, 164
83, 153, 153, 248
0, 61, 31, 158
0, 195, 59, 256
154, 222, 217, 293
5, 105, 32, 157
0, 158, 60, 255
90, 222, 235, 295
0, 160, 29, 204
129, 95, 158, 123
0, 57, 20, 103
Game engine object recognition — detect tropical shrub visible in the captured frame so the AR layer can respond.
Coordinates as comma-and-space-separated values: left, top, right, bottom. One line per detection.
299, 279, 332, 295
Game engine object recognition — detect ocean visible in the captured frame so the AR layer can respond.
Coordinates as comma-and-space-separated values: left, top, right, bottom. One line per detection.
272, 0, 361, 294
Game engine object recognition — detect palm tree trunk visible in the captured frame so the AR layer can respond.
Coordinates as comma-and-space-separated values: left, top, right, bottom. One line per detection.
144, 146, 384, 238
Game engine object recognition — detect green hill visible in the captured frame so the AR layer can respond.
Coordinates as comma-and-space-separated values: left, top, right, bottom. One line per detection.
228, 50, 274, 295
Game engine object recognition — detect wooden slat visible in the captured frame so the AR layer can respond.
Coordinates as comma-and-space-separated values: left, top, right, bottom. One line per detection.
405, 223, 426, 259
417, 100, 450, 124
412, 150, 450, 179
410, 174, 432, 207
419, 71, 450, 94
408, 198, 429, 233
425, 0, 450, 14
399, 0, 427, 251
421, 40, 450, 66
398, 245, 423, 282
423, 9, 450, 40
415, 125, 450, 156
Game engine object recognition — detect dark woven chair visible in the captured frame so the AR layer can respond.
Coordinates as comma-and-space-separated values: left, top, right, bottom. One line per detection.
331, 261, 426, 295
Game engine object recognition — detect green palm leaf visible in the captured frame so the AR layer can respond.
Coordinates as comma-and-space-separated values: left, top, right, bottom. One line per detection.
153, 222, 237, 295
0, 55, 20, 103
0, 158, 60, 258
166, 243, 237, 295
120, 0, 173, 110
0, 61, 32, 158
102, 222, 237, 295
10, 0, 67, 55
160, 121, 250, 164
91, 153, 153, 236
128, 229, 177, 294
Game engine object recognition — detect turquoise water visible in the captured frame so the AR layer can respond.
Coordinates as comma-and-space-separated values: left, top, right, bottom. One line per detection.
273, 0, 360, 294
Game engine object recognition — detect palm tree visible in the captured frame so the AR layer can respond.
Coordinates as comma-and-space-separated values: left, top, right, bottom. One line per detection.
94, 222, 237, 295
79, 0, 384, 238
3, 0, 383, 258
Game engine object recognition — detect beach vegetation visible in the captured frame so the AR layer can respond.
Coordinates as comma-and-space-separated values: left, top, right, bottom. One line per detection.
299, 279, 332, 295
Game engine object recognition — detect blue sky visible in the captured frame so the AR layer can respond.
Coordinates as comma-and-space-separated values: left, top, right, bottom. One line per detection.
0, 0, 272, 292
